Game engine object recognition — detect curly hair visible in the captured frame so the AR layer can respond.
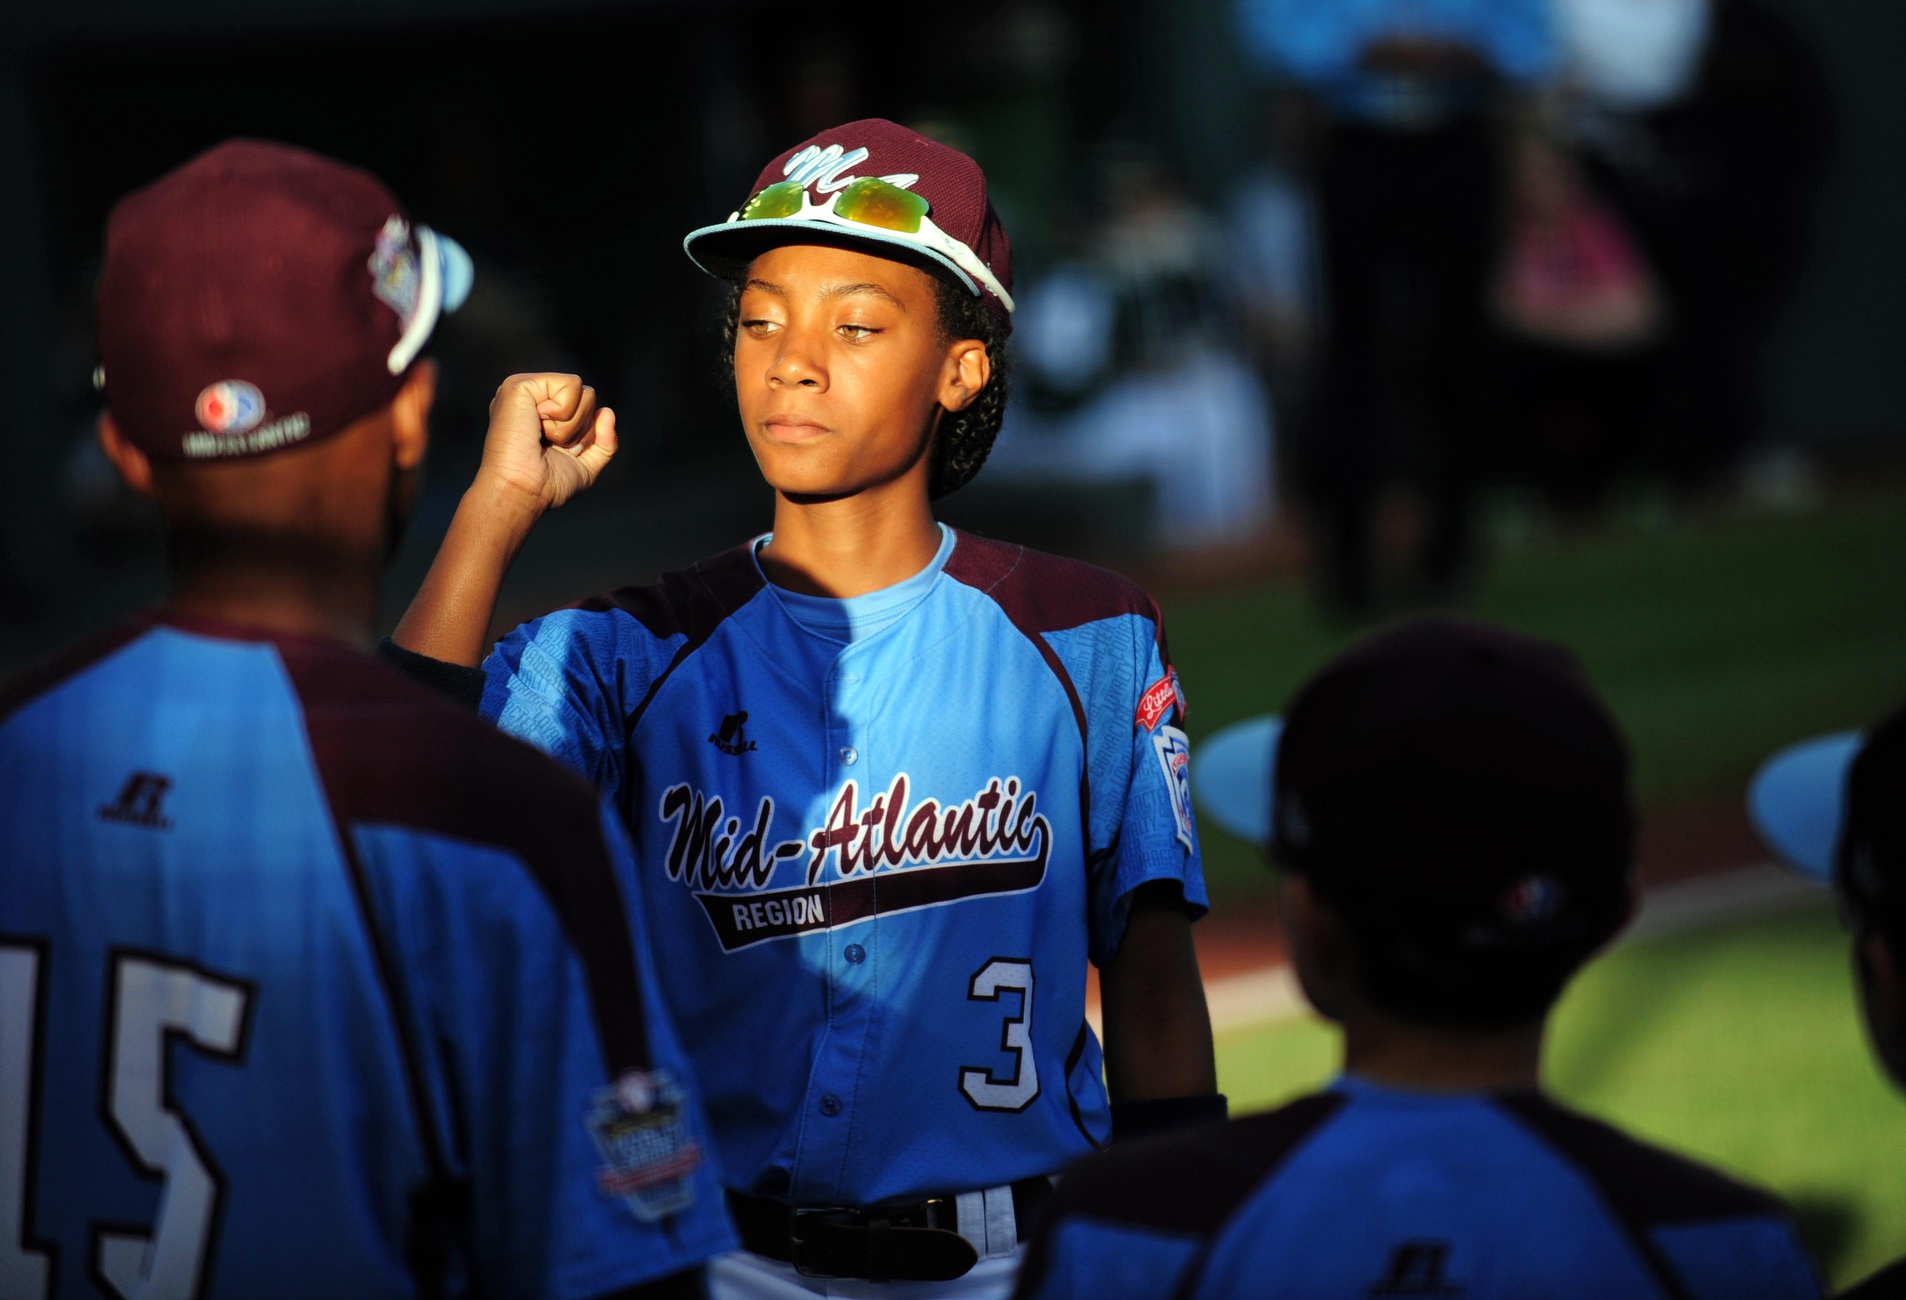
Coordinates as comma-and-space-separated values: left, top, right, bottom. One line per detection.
720, 275, 1011, 500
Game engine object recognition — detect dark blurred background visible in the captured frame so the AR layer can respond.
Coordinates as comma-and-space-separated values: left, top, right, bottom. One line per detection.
2, 0, 1901, 638
5, 0, 1906, 1283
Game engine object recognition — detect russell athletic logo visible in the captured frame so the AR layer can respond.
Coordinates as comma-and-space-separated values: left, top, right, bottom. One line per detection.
98, 772, 174, 831
1368, 1241, 1464, 1296
657, 773, 1051, 952
708, 711, 757, 755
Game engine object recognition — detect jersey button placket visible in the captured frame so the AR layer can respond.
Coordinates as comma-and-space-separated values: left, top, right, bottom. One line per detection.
798, 656, 871, 1193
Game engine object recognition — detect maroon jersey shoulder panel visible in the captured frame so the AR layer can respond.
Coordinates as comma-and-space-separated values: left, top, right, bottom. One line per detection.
568, 542, 766, 737
942, 530, 1163, 639
1492, 1092, 1791, 1226
1014, 1093, 1347, 1299
570, 541, 766, 646
0, 615, 158, 729
275, 637, 653, 1074
1049, 1092, 1344, 1232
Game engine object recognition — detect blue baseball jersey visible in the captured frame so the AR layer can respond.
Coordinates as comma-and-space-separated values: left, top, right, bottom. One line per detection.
1015, 1077, 1821, 1300
479, 526, 1206, 1207
0, 614, 733, 1300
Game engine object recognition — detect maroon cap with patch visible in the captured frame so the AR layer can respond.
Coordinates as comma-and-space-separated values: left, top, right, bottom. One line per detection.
97, 139, 471, 462
683, 118, 1014, 325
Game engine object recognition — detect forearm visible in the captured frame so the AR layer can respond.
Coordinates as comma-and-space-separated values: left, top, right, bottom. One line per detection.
392, 476, 541, 667
1099, 889, 1218, 1103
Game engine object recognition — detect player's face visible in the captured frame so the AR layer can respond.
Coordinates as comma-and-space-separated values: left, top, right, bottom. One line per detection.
733, 243, 973, 500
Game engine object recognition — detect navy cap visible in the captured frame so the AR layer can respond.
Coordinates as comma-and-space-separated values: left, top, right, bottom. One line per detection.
1194, 618, 1635, 963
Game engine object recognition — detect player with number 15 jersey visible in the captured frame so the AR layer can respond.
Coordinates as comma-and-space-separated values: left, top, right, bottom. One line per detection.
0, 140, 732, 1300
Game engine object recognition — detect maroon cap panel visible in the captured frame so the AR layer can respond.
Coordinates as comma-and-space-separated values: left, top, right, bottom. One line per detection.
726, 118, 1013, 321
97, 139, 419, 462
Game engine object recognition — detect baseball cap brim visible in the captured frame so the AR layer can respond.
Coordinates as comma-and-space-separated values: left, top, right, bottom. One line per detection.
683, 219, 985, 300
1746, 731, 1862, 884
1191, 715, 1284, 846
386, 226, 474, 376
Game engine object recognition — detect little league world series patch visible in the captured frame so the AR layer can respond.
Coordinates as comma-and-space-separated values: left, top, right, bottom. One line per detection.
586, 1069, 703, 1222
1152, 725, 1195, 851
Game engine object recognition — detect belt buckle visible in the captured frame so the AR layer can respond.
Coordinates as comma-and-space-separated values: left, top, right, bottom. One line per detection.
787, 1206, 857, 1279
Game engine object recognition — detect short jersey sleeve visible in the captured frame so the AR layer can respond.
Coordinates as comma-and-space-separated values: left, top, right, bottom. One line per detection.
1044, 599, 1208, 965
481, 606, 685, 807
350, 803, 735, 1297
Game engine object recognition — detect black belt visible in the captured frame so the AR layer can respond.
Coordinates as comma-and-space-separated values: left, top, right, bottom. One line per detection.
726, 1178, 1053, 1282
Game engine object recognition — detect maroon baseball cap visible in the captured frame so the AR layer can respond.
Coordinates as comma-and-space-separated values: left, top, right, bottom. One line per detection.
96, 139, 472, 462
683, 118, 1014, 324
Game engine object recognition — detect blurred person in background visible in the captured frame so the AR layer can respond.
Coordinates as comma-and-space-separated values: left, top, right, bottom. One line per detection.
1016, 618, 1822, 1300
1751, 708, 1906, 1298
0, 140, 731, 1299
1487, 121, 1667, 519
987, 147, 1277, 553
1237, 0, 1558, 616
1556, 0, 1833, 499
1222, 91, 1325, 426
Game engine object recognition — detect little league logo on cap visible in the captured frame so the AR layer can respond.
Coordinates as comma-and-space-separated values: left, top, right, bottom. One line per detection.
96, 139, 472, 464
684, 119, 1015, 322
194, 381, 266, 436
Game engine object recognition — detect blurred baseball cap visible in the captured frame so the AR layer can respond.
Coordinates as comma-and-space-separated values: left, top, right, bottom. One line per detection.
1193, 618, 1636, 965
1750, 704, 1906, 935
97, 138, 473, 463
683, 118, 1014, 323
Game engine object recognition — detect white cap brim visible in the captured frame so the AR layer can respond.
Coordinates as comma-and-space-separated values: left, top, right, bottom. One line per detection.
386, 226, 474, 376
683, 219, 985, 299
1191, 715, 1284, 847
1746, 731, 1862, 884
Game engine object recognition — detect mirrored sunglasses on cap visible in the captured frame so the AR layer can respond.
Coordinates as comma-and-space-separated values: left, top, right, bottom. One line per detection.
732, 177, 1015, 312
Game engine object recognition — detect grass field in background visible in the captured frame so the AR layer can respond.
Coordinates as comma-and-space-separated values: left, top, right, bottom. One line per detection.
1212, 905, 1906, 1290
1161, 494, 1906, 902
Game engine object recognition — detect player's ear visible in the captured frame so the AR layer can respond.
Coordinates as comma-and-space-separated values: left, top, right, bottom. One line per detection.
97, 412, 155, 498
1280, 874, 1348, 1021
390, 359, 436, 473
939, 339, 990, 414
1858, 931, 1906, 1084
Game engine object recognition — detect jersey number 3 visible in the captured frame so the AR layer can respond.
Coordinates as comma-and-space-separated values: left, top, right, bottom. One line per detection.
959, 958, 1039, 1112
1, 940, 254, 1300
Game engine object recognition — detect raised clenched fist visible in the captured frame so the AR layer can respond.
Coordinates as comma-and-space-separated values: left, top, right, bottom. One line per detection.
478, 372, 619, 512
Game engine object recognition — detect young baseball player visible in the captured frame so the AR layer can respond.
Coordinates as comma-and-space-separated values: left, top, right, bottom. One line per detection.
386, 119, 1220, 1295
1015, 618, 1821, 1300
1751, 706, 1906, 1298
0, 141, 732, 1299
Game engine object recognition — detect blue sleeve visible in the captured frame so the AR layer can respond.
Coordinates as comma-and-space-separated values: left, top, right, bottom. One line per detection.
1478, 0, 1559, 84
481, 608, 686, 806
1236, 0, 1365, 84
1015, 1216, 1204, 1300
1045, 609, 1207, 967
1651, 1219, 1823, 1299
351, 809, 735, 1298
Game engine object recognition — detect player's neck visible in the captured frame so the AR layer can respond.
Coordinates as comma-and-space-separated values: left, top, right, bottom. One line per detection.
1338, 1009, 1546, 1093
761, 479, 942, 598
163, 531, 382, 648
